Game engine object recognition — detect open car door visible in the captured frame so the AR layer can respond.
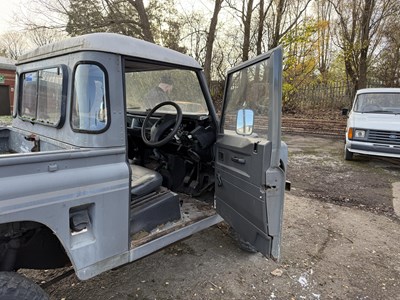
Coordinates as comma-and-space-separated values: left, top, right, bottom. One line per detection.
215, 46, 285, 260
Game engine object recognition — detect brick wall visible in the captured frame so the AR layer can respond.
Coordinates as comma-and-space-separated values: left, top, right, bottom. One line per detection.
0, 67, 16, 113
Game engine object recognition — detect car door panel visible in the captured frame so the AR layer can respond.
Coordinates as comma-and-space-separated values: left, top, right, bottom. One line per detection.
215, 46, 284, 260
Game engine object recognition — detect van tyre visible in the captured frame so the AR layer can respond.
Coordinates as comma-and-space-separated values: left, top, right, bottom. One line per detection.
345, 148, 353, 161
0, 272, 49, 300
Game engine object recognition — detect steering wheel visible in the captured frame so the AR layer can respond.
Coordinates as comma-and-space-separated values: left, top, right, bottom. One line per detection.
141, 101, 183, 147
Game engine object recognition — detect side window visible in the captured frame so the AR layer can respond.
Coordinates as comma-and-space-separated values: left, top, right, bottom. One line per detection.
223, 59, 270, 138
72, 64, 108, 132
19, 67, 64, 126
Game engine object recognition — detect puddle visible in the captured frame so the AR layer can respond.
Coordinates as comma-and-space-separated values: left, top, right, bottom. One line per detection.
393, 182, 400, 217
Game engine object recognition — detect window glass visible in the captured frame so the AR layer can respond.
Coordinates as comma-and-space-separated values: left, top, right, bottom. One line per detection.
72, 64, 108, 131
354, 93, 400, 113
37, 68, 63, 124
223, 59, 271, 138
20, 67, 64, 126
125, 69, 208, 115
20, 72, 38, 120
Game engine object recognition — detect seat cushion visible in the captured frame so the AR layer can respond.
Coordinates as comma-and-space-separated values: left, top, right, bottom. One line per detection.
131, 165, 163, 197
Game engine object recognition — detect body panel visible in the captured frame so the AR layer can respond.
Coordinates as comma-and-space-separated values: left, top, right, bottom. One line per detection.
215, 46, 285, 260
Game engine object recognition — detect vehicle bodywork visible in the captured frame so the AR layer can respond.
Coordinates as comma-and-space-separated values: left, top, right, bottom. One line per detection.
344, 88, 400, 160
0, 33, 287, 281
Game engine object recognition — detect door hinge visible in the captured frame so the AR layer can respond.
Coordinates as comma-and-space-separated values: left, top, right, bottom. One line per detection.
265, 169, 280, 190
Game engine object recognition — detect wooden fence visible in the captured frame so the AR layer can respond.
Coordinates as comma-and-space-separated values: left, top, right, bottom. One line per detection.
284, 81, 353, 112
211, 80, 355, 113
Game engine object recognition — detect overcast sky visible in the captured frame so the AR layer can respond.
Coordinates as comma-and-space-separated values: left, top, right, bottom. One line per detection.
0, 0, 23, 35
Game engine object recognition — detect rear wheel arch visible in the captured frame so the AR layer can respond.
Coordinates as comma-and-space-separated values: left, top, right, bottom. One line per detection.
0, 221, 71, 272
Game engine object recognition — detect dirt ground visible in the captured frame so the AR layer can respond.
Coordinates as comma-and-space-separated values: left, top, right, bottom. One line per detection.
20, 134, 400, 299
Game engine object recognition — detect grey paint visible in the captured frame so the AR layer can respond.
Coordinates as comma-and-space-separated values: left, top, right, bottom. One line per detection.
0, 144, 130, 273
0, 33, 286, 279
17, 33, 201, 70
215, 47, 286, 260
13, 52, 126, 148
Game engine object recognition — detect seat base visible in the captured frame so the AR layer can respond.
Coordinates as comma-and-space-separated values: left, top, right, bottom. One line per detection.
130, 189, 181, 235
131, 165, 163, 197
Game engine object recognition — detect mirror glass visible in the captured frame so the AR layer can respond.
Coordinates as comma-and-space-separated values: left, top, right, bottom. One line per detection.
236, 109, 254, 135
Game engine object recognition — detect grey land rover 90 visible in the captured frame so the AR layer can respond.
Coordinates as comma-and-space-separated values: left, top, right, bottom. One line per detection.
0, 33, 287, 299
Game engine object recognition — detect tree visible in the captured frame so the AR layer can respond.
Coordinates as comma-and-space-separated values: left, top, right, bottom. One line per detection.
204, 0, 224, 85
370, 8, 400, 87
255, 0, 272, 55
280, 20, 320, 111
147, 0, 186, 51
329, 0, 397, 93
267, 0, 312, 49
127, 0, 154, 42
315, 0, 333, 81
226, 0, 258, 62
27, 27, 65, 47
0, 31, 27, 60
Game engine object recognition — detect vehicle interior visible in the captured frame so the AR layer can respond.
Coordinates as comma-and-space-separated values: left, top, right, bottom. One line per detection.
124, 61, 219, 246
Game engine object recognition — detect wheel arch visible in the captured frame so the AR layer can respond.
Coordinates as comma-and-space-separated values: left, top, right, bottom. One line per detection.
0, 220, 72, 272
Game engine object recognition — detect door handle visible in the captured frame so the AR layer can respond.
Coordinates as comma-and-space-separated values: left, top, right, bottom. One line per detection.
231, 156, 246, 164
217, 173, 223, 186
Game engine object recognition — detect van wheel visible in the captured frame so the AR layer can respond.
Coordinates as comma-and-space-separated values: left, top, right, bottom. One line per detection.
0, 272, 49, 300
344, 148, 353, 161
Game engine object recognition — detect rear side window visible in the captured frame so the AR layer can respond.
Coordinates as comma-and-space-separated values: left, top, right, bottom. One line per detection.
71, 64, 108, 132
19, 67, 65, 126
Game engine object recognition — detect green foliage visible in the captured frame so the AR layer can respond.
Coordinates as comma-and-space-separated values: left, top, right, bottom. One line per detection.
66, 0, 106, 36
147, 0, 187, 53
280, 20, 320, 111
65, 0, 186, 52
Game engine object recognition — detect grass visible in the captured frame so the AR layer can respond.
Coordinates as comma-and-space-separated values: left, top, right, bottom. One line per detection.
0, 115, 13, 126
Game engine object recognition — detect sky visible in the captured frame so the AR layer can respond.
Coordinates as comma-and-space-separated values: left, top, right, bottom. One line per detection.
0, 0, 23, 35
0, 0, 213, 36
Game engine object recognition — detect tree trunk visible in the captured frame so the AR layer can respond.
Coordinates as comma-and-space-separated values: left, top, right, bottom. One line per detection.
358, 0, 374, 89
270, 0, 285, 48
127, 0, 154, 43
256, 0, 265, 56
242, 0, 254, 62
204, 0, 223, 86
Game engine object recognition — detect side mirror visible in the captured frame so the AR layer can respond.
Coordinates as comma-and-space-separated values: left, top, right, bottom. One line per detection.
342, 108, 349, 116
236, 109, 254, 135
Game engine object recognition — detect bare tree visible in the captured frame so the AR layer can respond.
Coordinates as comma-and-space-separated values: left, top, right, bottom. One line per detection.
204, 0, 224, 85
256, 0, 273, 55
371, 7, 400, 87
0, 31, 28, 60
267, 0, 312, 49
226, 0, 258, 62
27, 27, 65, 47
330, 0, 397, 92
315, 0, 333, 80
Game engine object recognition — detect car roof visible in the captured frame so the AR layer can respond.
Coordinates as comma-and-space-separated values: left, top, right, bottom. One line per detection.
17, 33, 201, 69
0, 57, 16, 70
357, 88, 400, 95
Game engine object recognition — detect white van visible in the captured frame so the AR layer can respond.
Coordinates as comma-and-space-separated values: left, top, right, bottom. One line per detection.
344, 88, 400, 160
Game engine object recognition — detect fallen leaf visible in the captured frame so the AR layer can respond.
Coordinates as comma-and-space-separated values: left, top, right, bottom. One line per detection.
271, 268, 284, 277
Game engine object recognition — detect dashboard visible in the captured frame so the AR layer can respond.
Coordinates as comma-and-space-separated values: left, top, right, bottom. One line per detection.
126, 112, 216, 162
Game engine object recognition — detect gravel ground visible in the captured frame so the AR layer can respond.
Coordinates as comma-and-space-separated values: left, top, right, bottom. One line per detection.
16, 133, 399, 300
285, 134, 400, 217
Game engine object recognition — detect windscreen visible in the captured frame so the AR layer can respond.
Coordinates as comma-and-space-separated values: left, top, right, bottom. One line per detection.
125, 69, 208, 115
354, 93, 400, 114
